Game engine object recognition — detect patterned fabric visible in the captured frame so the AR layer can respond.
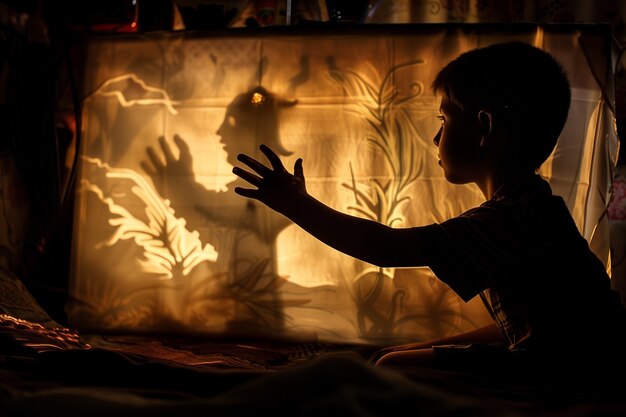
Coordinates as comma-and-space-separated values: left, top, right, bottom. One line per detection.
0, 266, 58, 328
610, 175, 626, 221
0, 314, 89, 353
0, 266, 91, 353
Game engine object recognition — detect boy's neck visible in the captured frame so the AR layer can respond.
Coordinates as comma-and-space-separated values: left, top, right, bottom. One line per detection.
478, 169, 537, 200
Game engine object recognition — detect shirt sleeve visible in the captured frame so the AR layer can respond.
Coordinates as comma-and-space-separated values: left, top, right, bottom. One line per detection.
427, 204, 519, 302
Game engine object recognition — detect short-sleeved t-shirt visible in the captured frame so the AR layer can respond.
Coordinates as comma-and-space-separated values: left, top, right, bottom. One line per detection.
427, 174, 626, 354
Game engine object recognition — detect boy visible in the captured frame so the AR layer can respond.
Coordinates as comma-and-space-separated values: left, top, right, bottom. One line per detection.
231, 42, 626, 376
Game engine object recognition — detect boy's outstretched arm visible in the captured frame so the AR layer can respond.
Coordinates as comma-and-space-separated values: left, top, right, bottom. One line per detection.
232, 145, 435, 268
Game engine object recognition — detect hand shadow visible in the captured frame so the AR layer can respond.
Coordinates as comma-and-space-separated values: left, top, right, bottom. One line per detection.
141, 134, 194, 199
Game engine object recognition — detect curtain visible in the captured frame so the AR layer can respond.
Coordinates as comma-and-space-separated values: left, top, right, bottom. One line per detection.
67, 23, 618, 345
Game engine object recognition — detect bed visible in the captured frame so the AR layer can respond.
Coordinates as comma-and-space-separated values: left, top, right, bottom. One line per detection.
1, 285, 626, 417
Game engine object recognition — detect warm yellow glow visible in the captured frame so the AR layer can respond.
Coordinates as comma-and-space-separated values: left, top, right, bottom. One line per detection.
68, 28, 617, 344
82, 157, 218, 279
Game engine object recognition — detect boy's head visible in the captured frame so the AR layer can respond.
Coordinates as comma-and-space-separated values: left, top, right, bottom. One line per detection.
432, 41, 571, 171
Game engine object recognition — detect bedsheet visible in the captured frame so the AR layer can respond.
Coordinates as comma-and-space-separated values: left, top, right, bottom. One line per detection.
2, 324, 626, 417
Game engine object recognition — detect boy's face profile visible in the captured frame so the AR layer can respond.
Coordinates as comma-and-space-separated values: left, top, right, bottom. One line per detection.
434, 95, 485, 185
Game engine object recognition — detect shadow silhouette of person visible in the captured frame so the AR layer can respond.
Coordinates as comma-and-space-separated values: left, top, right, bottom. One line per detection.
141, 86, 297, 335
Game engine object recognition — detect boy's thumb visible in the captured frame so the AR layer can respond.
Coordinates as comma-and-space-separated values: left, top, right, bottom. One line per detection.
294, 158, 304, 179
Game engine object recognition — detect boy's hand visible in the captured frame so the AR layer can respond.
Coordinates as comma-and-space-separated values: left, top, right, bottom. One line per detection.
232, 144, 307, 215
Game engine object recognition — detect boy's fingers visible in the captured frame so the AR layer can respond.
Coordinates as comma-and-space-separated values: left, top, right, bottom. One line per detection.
259, 144, 286, 172
294, 158, 304, 180
237, 153, 272, 177
232, 167, 262, 187
233, 187, 260, 200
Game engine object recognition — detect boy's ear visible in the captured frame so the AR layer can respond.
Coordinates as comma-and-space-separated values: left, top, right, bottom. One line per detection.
477, 110, 493, 146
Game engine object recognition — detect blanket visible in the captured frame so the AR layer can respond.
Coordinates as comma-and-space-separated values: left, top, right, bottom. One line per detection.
2, 318, 626, 417
1, 268, 625, 417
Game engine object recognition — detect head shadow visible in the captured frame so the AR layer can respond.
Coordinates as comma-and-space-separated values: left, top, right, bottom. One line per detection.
217, 86, 297, 167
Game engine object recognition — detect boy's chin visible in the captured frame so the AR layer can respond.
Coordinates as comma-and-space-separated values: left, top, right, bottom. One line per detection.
442, 171, 471, 185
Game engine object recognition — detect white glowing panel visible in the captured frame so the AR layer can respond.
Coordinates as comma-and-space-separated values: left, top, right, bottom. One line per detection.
68, 25, 618, 344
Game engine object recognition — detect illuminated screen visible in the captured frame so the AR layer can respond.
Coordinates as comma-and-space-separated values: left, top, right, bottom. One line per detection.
68, 25, 618, 344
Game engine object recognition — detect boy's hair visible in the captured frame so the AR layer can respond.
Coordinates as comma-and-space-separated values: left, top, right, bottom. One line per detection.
432, 41, 571, 171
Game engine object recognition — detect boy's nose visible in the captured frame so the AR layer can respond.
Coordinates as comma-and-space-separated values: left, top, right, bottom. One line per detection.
433, 127, 442, 146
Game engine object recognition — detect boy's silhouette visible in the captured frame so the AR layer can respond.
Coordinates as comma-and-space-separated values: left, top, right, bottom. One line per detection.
231, 42, 626, 377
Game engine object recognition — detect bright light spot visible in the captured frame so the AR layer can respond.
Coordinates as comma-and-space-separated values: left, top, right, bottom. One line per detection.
251, 92, 266, 105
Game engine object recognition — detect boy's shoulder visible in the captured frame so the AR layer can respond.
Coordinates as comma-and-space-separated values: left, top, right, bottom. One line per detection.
491, 174, 552, 203
455, 175, 567, 232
